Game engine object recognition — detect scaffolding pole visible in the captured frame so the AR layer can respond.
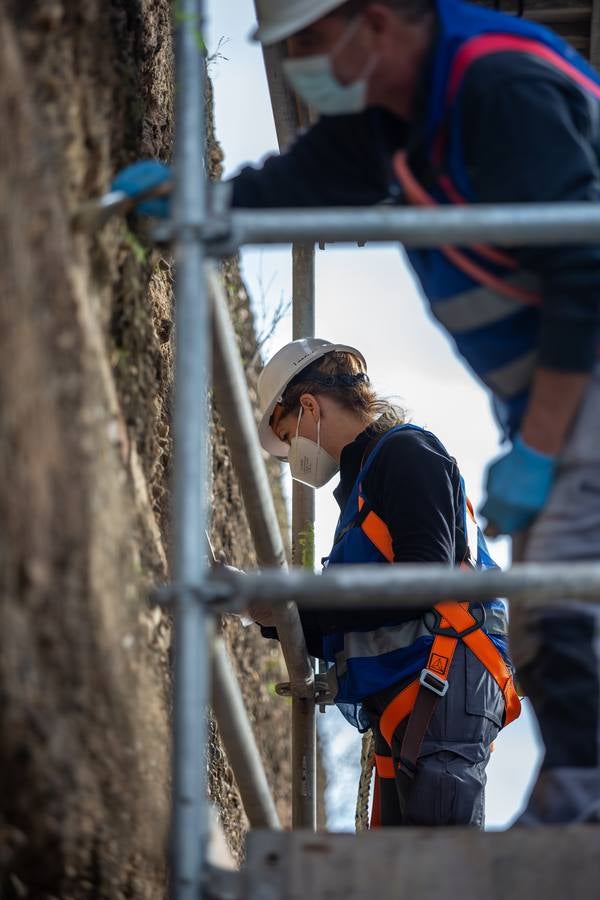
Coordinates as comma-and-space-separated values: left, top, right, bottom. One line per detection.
220, 203, 600, 248
291, 243, 317, 830
171, 2, 209, 898
209, 266, 287, 570
291, 243, 316, 579
253, 18, 319, 827
208, 267, 314, 694
214, 563, 600, 610
259, 41, 305, 150
209, 266, 316, 831
212, 640, 281, 830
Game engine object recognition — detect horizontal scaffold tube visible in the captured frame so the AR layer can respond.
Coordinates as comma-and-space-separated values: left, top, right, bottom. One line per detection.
216, 563, 600, 610
227, 204, 600, 248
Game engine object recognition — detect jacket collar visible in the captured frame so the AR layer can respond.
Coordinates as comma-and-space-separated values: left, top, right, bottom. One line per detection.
333, 425, 381, 512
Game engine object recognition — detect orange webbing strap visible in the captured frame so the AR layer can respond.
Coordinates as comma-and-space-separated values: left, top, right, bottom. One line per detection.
358, 496, 394, 562
380, 604, 521, 748
379, 614, 463, 748
464, 629, 521, 725
435, 601, 521, 726
394, 608, 467, 779
371, 756, 396, 829
425, 605, 464, 681
379, 680, 420, 748
359, 500, 521, 740
375, 754, 396, 779
392, 151, 541, 307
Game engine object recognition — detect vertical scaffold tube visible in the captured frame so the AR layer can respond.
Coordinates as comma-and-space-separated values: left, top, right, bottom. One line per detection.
171, 2, 210, 899
291, 242, 317, 829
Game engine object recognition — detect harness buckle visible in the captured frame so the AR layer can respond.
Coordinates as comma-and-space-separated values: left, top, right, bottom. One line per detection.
419, 668, 450, 697
423, 602, 486, 639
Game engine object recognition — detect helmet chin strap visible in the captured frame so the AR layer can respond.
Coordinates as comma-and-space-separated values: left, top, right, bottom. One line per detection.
294, 406, 303, 468
316, 416, 322, 477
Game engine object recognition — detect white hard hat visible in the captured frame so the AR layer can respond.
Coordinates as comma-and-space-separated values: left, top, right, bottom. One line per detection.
257, 337, 367, 458
252, 0, 347, 46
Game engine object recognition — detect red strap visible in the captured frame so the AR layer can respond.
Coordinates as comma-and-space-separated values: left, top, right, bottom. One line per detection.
447, 34, 600, 106
434, 33, 600, 167
394, 151, 517, 270
405, 33, 600, 305
392, 151, 541, 306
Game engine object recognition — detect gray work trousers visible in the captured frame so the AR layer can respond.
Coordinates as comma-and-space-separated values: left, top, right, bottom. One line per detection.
363, 643, 504, 827
511, 365, 600, 824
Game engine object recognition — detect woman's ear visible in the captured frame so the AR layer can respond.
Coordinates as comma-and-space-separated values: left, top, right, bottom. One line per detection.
299, 392, 321, 423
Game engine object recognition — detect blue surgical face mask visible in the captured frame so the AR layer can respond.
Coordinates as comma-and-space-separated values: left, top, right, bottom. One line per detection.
282, 17, 377, 115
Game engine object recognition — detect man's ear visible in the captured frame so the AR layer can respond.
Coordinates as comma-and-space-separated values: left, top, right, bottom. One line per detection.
363, 3, 395, 38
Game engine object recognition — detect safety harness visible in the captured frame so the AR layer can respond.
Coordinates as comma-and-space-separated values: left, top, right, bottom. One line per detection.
358, 489, 521, 827
394, 32, 600, 309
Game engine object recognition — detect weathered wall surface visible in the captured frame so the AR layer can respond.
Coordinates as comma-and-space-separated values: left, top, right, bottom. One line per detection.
0, 2, 291, 896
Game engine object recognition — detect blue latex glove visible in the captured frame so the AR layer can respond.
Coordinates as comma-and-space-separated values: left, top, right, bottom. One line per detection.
481, 434, 557, 535
111, 160, 172, 218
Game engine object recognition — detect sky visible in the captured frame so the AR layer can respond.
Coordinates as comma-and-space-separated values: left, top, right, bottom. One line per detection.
206, 0, 543, 829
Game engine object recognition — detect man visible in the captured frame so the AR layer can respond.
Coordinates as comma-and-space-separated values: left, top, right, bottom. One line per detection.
114, 0, 600, 824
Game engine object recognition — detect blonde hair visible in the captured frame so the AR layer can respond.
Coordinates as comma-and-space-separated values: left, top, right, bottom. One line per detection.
278, 350, 407, 433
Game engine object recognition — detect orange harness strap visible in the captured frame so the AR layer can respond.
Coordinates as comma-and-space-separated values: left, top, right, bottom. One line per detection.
359, 505, 521, 748
380, 602, 521, 748
374, 754, 396, 779
463, 629, 521, 726
432, 600, 521, 727
371, 755, 397, 829
379, 680, 420, 749
358, 495, 393, 563
379, 607, 463, 748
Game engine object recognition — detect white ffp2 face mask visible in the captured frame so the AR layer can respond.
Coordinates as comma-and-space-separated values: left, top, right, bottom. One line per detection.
282, 17, 377, 116
289, 407, 339, 489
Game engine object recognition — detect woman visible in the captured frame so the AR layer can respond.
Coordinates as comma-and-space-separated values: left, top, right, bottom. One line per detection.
257, 337, 520, 828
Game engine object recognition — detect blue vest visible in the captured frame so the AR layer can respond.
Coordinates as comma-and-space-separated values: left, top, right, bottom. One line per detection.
322, 424, 508, 730
403, 0, 600, 437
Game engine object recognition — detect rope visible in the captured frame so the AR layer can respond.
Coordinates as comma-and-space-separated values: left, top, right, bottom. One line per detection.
355, 729, 375, 832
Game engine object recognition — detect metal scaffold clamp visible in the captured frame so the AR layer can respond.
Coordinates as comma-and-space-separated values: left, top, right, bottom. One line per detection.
148, 576, 236, 611
275, 673, 335, 707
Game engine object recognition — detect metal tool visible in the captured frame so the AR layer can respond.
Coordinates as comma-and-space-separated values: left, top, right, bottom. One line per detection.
72, 180, 173, 232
